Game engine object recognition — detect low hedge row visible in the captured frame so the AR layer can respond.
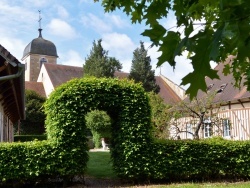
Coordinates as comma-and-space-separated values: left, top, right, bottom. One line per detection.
14, 135, 47, 142
0, 141, 55, 181
0, 140, 88, 182
2, 77, 250, 184
143, 138, 250, 181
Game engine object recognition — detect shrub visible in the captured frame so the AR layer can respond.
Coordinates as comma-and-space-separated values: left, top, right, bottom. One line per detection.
44, 77, 152, 180
85, 110, 112, 148
2, 77, 250, 184
146, 139, 250, 181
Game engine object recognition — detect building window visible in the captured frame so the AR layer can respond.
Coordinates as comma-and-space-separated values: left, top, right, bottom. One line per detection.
25, 61, 27, 71
217, 83, 227, 93
223, 119, 231, 137
204, 118, 212, 138
186, 124, 193, 139
39, 57, 48, 68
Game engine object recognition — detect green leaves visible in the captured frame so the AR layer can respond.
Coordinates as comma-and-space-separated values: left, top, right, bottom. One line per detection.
141, 24, 166, 45
149, 139, 250, 180
129, 41, 160, 93
45, 77, 152, 179
157, 31, 181, 68
84, 39, 122, 78
98, 0, 250, 99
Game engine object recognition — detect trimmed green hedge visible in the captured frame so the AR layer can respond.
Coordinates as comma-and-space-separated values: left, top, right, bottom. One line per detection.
142, 138, 250, 181
0, 141, 58, 181
14, 135, 47, 142
1, 77, 250, 183
45, 77, 152, 180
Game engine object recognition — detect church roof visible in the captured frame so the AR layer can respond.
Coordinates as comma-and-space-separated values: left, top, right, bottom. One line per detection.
22, 29, 58, 59
44, 63, 83, 88
114, 72, 182, 104
25, 81, 46, 98
27, 63, 183, 104
195, 56, 250, 105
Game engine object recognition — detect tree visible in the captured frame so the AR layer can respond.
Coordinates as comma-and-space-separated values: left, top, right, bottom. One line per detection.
97, 0, 250, 99
83, 39, 122, 78
85, 110, 112, 148
148, 92, 171, 139
18, 90, 46, 135
168, 93, 225, 140
129, 41, 160, 93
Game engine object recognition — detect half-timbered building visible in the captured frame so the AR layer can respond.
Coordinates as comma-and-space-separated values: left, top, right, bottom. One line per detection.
171, 56, 250, 140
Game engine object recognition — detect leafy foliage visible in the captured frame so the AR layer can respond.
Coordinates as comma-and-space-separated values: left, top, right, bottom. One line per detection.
0, 141, 59, 182
149, 139, 250, 180
85, 110, 112, 148
97, 0, 250, 98
83, 39, 122, 78
18, 90, 46, 135
148, 92, 171, 139
129, 41, 160, 93
45, 77, 152, 179
1, 76, 250, 183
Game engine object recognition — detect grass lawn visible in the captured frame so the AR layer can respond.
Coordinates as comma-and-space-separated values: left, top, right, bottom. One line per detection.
85, 151, 117, 179
139, 182, 250, 188
86, 151, 250, 187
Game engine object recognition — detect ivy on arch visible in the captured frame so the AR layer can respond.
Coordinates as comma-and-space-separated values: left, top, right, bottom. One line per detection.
44, 77, 153, 178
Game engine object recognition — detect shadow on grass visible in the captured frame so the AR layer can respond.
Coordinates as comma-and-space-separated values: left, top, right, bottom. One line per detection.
86, 151, 117, 179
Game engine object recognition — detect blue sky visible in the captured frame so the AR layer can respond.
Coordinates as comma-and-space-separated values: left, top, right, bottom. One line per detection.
0, 0, 194, 87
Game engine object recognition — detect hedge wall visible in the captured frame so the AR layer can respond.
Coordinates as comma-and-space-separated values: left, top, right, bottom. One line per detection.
1, 77, 250, 183
142, 138, 250, 181
44, 77, 152, 179
0, 141, 58, 181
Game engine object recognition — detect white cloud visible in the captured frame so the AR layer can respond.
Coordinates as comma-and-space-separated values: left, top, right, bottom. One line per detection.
57, 5, 69, 19
23, 0, 49, 7
104, 14, 130, 29
0, 37, 26, 62
102, 32, 136, 61
120, 59, 132, 73
79, 0, 92, 3
81, 13, 130, 34
81, 13, 112, 33
0, 1, 36, 28
60, 50, 84, 67
144, 42, 161, 69
47, 19, 77, 39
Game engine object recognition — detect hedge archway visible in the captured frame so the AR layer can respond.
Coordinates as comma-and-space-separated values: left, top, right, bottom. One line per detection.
44, 77, 152, 178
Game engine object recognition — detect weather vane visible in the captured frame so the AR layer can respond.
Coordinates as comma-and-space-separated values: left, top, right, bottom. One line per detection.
38, 10, 42, 29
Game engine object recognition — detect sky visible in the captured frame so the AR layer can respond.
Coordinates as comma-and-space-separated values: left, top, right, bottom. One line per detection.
0, 0, 194, 88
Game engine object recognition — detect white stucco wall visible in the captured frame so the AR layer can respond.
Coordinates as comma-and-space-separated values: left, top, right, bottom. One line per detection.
37, 64, 54, 97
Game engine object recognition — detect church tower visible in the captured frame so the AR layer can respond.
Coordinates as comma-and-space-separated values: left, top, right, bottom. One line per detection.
22, 11, 58, 81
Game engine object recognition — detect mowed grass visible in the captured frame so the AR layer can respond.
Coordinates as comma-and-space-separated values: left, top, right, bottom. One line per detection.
137, 181, 250, 188
85, 151, 117, 179
85, 151, 250, 187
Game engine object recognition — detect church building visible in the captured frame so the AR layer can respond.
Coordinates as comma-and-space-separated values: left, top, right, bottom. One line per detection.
23, 17, 185, 104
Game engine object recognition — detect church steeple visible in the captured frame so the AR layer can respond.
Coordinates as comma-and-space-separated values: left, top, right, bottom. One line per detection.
22, 10, 58, 81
